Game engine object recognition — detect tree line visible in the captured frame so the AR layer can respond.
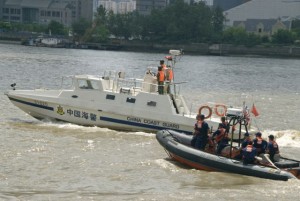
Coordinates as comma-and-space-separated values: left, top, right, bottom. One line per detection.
1, 0, 300, 46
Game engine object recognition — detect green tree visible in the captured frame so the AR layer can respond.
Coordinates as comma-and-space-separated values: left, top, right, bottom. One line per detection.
85, 5, 110, 42
146, 0, 214, 43
211, 6, 224, 42
126, 11, 144, 39
272, 29, 295, 44
46, 21, 66, 35
72, 18, 91, 38
222, 27, 248, 45
291, 19, 300, 39
94, 5, 107, 26
245, 32, 261, 47
93, 26, 109, 42
0, 21, 12, 30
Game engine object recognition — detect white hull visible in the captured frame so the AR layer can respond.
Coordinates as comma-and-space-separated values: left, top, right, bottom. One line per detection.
5, 51, 254, 138
6, 90, 199, 134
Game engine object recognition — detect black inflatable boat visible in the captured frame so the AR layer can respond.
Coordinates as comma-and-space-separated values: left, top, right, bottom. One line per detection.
156, 129, 300, 181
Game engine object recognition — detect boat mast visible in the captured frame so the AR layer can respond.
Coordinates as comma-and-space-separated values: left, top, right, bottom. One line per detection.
168, 50, 182, 96
228, 115, 249, 158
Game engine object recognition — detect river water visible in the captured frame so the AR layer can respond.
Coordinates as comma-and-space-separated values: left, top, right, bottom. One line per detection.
0, 44, 299, 200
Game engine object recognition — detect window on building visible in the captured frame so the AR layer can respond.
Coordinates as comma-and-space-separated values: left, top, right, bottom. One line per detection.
4, 8, 9, 14
41, 10, 44, 16
10, 8, 16, 14
17, 9, 20, 15
258, 28, 262, 33
47, 11, 51, 16
11, 16, 20, 21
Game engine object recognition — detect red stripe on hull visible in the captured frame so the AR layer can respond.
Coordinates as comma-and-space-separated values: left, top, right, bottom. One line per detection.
169, 152, 219, 172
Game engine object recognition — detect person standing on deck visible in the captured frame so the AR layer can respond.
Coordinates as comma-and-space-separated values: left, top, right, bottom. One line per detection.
165, 65, 173, 94
160, 60, 167, 70
156, 66, 165, 95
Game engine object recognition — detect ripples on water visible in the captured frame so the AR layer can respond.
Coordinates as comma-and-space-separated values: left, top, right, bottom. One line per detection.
0, 44, 300, 200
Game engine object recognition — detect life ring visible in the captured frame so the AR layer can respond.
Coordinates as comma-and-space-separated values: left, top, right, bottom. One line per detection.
198, 105, 212, 119
214, 104, 227, 117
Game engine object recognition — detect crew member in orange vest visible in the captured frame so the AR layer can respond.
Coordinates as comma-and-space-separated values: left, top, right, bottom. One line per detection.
160, 60, 167, 70
165, 65, 173, 94
242, 141, 257, 165
156, 66, 165, 95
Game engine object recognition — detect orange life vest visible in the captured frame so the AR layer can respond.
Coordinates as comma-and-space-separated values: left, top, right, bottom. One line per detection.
157, 70, 165, 82
246, 145, 253, 152
161, 64, 167, 70
166, 68, 173, 81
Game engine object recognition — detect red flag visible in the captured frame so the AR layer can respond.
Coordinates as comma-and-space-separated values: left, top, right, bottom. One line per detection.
251, 104, 259, 117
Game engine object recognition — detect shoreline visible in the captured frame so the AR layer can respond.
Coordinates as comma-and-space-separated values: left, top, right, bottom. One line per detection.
1, 39, 299, 58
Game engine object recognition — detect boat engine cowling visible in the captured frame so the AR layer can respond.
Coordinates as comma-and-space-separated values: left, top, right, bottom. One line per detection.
226, 108, 243, 117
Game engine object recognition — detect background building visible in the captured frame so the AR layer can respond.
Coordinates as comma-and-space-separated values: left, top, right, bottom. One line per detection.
213, 0, 251, 11
135, 0, 167, 15
224, 0, 300, 27
233, 19, 291, 37
94, 0, 136, 14
0, 0, 93, 27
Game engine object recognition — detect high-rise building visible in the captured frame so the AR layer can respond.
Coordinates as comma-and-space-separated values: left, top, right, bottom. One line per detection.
136, 0, 168, 15
95, 0, 136, 14
0, 0, 94, 27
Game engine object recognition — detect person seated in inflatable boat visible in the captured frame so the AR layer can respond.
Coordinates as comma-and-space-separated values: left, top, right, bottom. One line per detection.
266, 134, 280, 162
234, 132, 252, 160
242, 141, 257, 165
253, 132, 268, 157
212, 117, 229, 140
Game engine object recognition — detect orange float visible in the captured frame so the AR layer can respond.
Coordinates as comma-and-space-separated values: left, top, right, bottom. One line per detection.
214, 104, 227, 117
198, 105, 212, 119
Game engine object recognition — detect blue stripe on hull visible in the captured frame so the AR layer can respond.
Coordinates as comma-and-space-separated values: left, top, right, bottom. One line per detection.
8, 97, 193, 134
100, 116, 192, 134
8, 97, 54, 111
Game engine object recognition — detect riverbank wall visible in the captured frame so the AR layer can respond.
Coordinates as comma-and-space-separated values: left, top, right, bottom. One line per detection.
121, 41, 300, 58
1, 36, 300, 58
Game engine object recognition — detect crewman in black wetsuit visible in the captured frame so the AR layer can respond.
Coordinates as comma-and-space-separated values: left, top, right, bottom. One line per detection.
191, 114, 209, 150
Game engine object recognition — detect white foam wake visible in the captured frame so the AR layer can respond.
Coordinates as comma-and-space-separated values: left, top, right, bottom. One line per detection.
261, 130, 300, 148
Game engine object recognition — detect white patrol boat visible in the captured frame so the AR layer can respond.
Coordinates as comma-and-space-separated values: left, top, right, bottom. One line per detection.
5, 50, 255, 137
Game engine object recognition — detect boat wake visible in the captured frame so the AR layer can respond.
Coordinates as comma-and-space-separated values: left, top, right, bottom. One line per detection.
155, 158, 182, 172
6, 117, 300, 143
262, 130, 300, 148
39, 122, 154, 136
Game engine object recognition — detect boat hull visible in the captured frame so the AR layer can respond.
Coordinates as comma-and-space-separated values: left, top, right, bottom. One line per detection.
6, 93, 195, 133
156, 130, 298, 181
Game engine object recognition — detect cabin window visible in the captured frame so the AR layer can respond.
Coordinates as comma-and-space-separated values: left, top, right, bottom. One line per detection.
106, 94, 115, 100
147, 101, 156, 107
78, 79, 99, 90
126, 98, 136, 103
